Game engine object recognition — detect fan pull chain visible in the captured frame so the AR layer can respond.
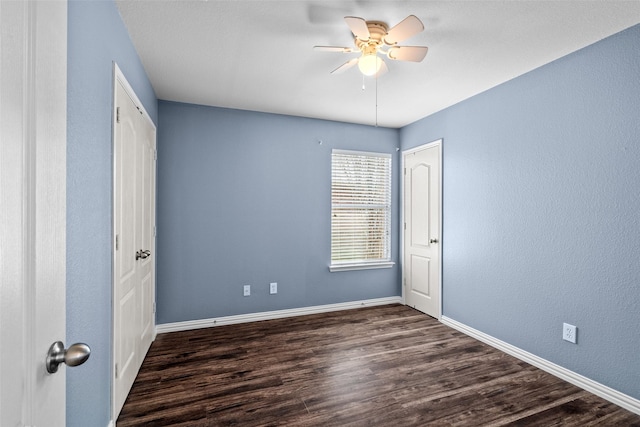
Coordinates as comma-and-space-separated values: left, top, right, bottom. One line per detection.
375, 69, 378, 127
362, 74, 366, 91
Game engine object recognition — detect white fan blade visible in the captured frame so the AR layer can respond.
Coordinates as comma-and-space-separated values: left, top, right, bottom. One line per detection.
344, 16, 370, 40
384, 15, 424, 45
314, 46, 356, 53
331, 58, 359, 74
387, 46, 428, 62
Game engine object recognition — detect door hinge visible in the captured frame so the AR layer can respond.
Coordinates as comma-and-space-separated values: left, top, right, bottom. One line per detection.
116, 107, 120, 123
404, 167, 406, 175
115, 234, 119, 250
154, 150, 157, 161
153, 302, 156, 314
404, 223, 406, 230
115, 363, 118, 379
153, 226, 156, 237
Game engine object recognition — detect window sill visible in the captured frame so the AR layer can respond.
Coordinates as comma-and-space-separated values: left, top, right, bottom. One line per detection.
329, 261, 395, 272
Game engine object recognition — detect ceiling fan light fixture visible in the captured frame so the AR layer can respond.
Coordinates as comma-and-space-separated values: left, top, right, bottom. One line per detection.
358, 53, 382, 76
317, 15, 428, 78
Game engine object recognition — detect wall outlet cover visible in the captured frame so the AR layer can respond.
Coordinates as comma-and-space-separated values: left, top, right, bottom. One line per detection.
563, 323, 577, 344
243, 285, 251, 297
270, 282, 277, 294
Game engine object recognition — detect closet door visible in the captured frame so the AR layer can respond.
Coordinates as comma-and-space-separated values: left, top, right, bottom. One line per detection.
113, 67, 156, 419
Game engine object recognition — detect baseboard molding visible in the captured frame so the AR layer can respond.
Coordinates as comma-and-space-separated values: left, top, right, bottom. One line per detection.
106, 421, 114, 427
157, 297, 403, 334
441, 316, 640, 416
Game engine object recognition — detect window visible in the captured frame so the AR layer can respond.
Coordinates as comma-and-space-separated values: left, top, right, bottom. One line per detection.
330, 149, 393, 272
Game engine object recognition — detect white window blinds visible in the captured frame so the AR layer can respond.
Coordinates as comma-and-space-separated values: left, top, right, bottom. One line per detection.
331, 149, 392, 268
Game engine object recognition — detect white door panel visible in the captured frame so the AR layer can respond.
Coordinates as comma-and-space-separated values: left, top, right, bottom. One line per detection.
118, 290, 138, 375
1, 1, 68, 425
410, 164, 432, 248
117, 112, 137, 282
410, 255, 432, 297
404, 142, 441, 318
140, 267, 154, 356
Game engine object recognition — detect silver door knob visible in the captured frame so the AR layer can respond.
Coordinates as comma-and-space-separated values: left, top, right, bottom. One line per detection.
136, 249, 151, 260
46, 341, 91, 374
429, 238, 439, 244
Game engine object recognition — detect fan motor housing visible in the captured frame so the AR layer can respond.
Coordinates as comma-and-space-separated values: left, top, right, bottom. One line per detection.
355, 21, 389, 50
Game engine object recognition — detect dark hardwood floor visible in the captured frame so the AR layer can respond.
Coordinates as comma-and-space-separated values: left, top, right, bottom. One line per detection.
118, 304, 640, 426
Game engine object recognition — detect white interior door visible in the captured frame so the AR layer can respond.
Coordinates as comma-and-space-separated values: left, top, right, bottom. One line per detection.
0, 1, 68, 425
113, 66, 157, 420
403, 141, 442, 318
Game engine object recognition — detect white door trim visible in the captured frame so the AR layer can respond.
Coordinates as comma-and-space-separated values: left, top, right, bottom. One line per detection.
0, 1, 67, 425
111, 63, 157, 423
112, 64, 156, 132
400, 139, 443, 318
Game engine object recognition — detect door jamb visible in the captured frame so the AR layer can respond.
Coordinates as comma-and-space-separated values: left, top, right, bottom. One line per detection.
400, 139, 443, 319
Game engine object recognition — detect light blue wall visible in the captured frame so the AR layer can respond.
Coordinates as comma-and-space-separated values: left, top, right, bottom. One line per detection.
157, 102, 400, 324
401, 24, 640, 399
67, 1, 157, 425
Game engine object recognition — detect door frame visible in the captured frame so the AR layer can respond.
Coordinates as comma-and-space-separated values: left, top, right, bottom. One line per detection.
111, 63, 157, 422
400, 139, 443, 318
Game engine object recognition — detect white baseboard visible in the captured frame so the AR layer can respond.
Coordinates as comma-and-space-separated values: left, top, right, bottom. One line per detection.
156, 296, 403, 334
106, 421, 114, 427
441, 316, 640, 416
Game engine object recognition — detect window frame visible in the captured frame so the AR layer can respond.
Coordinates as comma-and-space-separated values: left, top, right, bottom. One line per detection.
329, 149, 394, 272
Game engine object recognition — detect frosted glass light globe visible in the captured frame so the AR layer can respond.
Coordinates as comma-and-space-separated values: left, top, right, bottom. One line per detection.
358, 54, 382, 76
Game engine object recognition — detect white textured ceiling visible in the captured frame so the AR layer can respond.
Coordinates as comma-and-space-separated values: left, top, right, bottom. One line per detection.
116, 1, 640, 128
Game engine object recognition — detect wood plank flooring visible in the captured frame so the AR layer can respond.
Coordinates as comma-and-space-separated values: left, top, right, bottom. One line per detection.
117, 304, 640, 426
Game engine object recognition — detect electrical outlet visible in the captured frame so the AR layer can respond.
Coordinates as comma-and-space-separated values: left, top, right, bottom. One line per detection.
563, 323, 577, 344
270, 282, 277, 295
243, 285, 250, 297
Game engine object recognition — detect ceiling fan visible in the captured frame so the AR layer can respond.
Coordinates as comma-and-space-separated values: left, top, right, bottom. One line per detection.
314, 15, 429, 77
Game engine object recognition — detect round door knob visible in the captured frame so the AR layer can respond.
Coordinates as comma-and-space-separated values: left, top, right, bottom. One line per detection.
46, 341, 91, 374
429, 238, 439, 244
